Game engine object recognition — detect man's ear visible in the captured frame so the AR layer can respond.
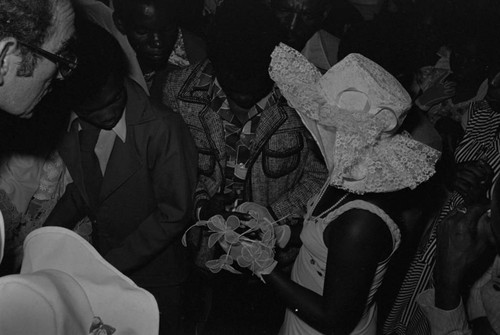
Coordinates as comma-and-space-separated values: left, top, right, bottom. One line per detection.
322, 2, 333, 21
112, 11, 126, 35
489, 70, 500, 89
0, 37, 18, 85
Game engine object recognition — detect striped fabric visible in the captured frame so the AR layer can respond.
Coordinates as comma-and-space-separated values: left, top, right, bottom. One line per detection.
383, 100, 500, 335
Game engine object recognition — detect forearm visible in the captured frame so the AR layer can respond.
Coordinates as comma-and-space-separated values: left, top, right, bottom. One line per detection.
43, 183, 86, 229
104, 206, 190, 273
435, 278, 462, 311
417, 288, 471, 335
263, 270, 343, 334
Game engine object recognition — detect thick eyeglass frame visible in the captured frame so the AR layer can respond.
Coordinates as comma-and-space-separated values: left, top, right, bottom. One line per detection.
17, 40, 78, 79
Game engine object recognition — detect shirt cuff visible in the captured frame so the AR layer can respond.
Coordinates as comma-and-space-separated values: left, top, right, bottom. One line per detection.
416, 289, 470, 335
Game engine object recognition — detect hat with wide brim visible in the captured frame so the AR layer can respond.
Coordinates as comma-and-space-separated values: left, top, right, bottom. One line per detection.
0, 227, 159, 335
269, 43, 440, 193
0, 210, 4, 264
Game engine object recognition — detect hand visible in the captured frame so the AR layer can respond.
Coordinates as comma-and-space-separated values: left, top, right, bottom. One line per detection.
453, 160, 493, 206
198, 193, 251, 221
221, 239, 278, 283
415, 71, 456, 111
436, 202, 491, 287
236, 202, 275, 222
236, 202, 291, 248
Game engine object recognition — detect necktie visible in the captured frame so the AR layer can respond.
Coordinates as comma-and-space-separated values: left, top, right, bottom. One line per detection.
78, 120, 103, 209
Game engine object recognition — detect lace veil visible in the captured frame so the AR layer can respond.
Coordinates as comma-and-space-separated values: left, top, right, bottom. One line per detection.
269, 43, 440, 193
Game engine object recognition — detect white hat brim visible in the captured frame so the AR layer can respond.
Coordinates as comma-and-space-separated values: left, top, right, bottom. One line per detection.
21, 227, 159, 335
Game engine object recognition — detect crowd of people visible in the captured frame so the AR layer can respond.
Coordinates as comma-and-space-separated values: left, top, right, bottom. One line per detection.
0, 0, 499, 334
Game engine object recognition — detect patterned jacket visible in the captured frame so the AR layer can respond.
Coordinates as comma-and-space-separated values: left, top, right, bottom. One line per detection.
161, 60, 328, 219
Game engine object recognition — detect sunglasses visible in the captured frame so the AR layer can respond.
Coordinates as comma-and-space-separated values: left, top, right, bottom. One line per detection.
18, 40, 78, 79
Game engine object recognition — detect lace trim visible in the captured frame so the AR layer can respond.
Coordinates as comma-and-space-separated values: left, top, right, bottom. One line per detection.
321, 199, 401, 252
331, 130, 439, 193
270, 43, 439, 193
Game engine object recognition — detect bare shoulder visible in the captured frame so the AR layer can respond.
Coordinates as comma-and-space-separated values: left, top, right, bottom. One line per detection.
324, 208, 393, 259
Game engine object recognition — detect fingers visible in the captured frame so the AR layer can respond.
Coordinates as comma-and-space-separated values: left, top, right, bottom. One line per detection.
436, 70, 451, 84
465, 202, 491, 220
454, 160, 493, 204
456, 160, 493, 178
223, 211, 252, 221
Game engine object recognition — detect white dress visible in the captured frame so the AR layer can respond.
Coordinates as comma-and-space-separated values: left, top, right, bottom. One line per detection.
280, 198, 401, 335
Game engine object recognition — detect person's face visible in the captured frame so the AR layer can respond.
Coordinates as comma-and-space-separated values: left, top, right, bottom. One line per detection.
217, 71, 274, 110
119, 1, 178, 73
75, 73, 127, 130
486, 69, 500, 111
0, 1, 75, 118
271, 0, 329, 51
449, 40, 487, 91
488, 179, 500, 253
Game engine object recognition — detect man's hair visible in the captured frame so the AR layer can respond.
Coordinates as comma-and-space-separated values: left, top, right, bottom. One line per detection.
54, 17, 128, 108
207, 0, 283, 84
114, 0, 180, 21
450, 4, 500, 71
0, 0, 63, 76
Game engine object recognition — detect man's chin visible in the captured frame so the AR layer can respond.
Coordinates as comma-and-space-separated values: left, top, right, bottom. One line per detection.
142, 57, 169, 72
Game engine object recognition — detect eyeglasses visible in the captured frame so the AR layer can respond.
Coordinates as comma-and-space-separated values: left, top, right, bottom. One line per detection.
18, 40, 78, 79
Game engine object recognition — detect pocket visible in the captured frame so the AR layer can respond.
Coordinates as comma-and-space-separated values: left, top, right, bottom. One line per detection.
262, 132, 304, 178
197, 148, 217, 176
189, 127, 217, 176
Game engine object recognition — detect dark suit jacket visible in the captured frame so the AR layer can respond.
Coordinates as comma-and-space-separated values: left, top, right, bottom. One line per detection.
45, 79, 198, 287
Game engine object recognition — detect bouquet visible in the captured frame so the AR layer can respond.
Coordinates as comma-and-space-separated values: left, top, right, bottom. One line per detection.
182, 202, 290, 280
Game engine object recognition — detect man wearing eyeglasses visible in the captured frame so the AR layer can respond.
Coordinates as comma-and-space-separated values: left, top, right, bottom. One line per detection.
0, 0, 76, 119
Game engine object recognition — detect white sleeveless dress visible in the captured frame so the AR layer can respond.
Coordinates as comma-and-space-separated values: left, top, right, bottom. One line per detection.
279, 198, 401, 335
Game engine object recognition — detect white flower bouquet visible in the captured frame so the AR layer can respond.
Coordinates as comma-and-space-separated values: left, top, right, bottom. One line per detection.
182, 202, 290, 279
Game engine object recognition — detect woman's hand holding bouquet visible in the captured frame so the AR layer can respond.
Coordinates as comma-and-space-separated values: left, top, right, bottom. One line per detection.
182, 202, 290, 282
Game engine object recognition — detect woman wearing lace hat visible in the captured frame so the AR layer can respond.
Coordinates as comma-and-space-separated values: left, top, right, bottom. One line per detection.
238, 44, 440, 334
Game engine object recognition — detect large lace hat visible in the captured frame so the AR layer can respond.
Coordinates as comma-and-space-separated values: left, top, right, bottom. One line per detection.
0, 227, 159, 335
269, 43, 439, 193
0, 210, 4, 264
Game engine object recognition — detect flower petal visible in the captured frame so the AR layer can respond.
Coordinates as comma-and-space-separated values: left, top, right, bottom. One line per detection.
226, 215, 241, 230
224, 230, 240, 244
208, 215, 226, 231
236, 256, 252, 268
208, 232, 223, 248
206, 260, 223, 273
244, 219, 259, 229
222, 264, 242, 274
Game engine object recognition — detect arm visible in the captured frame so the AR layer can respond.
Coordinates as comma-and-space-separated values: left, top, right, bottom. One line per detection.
425, 203, 492, 334
104, 112, 198, 273
263, 209, 392, 333
43, 182, 87, 229
269, 135, 328, 219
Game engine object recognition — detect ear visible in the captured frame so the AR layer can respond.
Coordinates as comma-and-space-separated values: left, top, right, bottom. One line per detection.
0, 37, 18, 85
112, 11, 126, 35
489, 70, 500, 89
322, 2, 333, 20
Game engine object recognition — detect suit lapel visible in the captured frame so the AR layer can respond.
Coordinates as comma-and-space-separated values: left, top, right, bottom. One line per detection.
58, 129, 91, 206
249, 104, 287, 162
99, 134, 141, 202
99, 79, 145, 202
199, 106, 226, 161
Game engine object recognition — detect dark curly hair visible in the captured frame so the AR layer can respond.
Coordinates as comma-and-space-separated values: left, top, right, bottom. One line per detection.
206, 0, 284, 85
0, 0, 63, 76
52, 17, 128, 108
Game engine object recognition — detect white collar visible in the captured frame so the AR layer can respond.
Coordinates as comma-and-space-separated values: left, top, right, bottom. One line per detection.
67, 108, 127, 142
